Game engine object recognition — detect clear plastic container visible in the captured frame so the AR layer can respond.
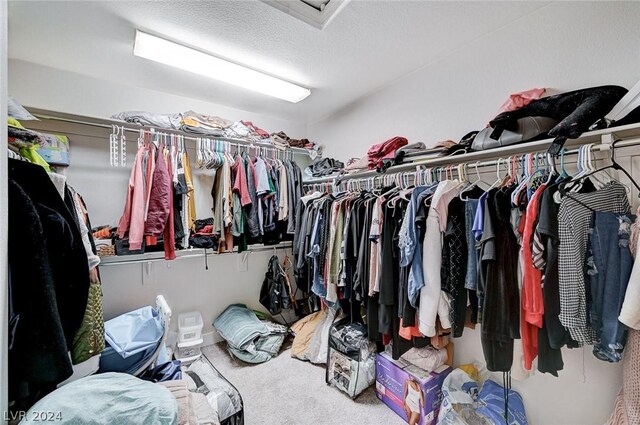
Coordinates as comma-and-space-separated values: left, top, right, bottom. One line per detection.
178, 311, 203, 345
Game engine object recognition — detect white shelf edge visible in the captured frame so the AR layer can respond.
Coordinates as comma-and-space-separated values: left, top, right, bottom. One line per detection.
99, 242, 293, 265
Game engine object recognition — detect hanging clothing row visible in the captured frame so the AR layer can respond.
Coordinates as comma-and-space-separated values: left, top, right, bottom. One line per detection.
295, 144, 640, 380
116, 129, 306, 258
117, 131, 194, 260
8, 158, 104, 409
195, 137, 304, 253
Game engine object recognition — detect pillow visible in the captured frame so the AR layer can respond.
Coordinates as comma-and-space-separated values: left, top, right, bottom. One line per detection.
22, 373, 177, 425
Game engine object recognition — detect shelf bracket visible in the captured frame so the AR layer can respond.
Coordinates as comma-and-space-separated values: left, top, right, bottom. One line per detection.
142, 261, 153, 286
600, 132, 616, 151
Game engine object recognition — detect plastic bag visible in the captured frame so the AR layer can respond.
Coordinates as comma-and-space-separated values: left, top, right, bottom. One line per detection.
476, 380, 528, 425
438, 369, 490, 425
438, 368, 528, 425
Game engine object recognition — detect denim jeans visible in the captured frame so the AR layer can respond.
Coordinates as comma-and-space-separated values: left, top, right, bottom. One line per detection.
587, 211, 635, 362
465, 199, 479, 290
308, 212, 327, 299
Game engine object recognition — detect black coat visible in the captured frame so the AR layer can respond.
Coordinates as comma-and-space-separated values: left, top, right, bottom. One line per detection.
8, 159, 91, 404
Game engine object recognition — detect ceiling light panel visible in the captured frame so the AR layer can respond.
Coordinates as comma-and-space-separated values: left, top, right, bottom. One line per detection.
133, 30, 311, 103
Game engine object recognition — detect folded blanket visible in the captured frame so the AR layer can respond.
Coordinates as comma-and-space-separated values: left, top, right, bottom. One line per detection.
158, 379, 198, 425
213, 304, 288, 364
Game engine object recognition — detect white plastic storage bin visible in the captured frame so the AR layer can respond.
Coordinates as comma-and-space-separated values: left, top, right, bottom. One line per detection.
175, 344, 202, 365
178, 311, 203, 345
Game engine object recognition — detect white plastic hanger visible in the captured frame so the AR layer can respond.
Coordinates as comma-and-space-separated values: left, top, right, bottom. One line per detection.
488, 157, 506, 191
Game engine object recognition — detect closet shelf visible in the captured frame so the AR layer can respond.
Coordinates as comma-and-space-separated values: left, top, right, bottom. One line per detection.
304, 121, 640, 184
99, 242, 293, 266
22, 107, 317, 158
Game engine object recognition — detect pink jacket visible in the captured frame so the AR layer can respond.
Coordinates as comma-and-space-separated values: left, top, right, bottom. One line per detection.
117, 146, 147, 250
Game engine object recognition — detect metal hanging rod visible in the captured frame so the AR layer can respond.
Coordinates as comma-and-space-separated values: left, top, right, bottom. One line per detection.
303, 127, 640, 186
305, 138, 640, 193
26, 108, 314, 157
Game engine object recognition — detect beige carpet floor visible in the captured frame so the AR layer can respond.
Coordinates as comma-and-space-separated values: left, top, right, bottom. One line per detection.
202, 341, 405, 425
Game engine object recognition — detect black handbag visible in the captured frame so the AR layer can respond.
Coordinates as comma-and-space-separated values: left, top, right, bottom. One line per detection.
471, 116, 558, 151
489, 85, 628, 154
259, 255, 292, 315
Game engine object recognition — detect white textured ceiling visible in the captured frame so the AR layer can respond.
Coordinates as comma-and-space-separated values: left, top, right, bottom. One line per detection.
8, 0, 549, 124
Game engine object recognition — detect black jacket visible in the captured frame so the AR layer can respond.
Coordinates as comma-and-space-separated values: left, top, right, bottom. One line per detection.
8, 159, 91, 404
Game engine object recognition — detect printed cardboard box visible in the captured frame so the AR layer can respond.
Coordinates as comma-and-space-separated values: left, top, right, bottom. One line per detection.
375, 352, 452, 425
37, 133, 70, 166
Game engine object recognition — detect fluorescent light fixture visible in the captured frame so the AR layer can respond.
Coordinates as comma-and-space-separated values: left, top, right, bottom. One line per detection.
133, 30, 311, 103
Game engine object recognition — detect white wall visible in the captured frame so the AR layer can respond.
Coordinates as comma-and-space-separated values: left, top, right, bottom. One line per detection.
308, 2, 640, 160
306, 3, 640, 424
99, 247, 296, 342
8, 59, 306, 138
1, 0, 8, 418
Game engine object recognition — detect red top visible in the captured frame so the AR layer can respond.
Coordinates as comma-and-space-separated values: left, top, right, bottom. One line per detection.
233, 156, 252, 207
521, 184, 547, 370
163, 147, 176, 261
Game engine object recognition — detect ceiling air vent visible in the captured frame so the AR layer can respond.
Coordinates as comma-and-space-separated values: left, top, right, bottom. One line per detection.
261, 0, 350, 29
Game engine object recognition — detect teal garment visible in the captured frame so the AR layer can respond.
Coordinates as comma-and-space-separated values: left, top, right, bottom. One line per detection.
22, 373, 177, 425
214, 304, 270, 349
214, 304, 288, 364
254, 332, 286, 356
227, 345, 273, 364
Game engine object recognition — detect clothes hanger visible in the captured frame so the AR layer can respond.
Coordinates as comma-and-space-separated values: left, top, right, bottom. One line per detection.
498, 155, 514, 188
511, 154, 533, 205
571, 139, 640, 195
487, 157, 506, 191
566, 144, 599, 192
556, 146, 585, 196
526, 153, 546, 187
507, 156, 518, 185
555, 148, 570, 182
544, 152, 558, 185
460, 161, 483, 201
109, 125, 118, 167
588, 144, 608, 189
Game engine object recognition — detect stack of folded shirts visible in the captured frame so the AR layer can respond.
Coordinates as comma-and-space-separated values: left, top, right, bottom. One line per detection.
271, 131, 316, 150
180, 111, 232, 136
367, 136, 408, 170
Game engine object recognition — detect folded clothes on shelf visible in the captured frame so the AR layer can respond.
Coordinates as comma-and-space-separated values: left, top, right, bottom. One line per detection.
112, 111, 182, 130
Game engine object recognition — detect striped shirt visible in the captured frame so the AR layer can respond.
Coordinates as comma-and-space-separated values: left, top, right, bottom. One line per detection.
558, 182, 630, 345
